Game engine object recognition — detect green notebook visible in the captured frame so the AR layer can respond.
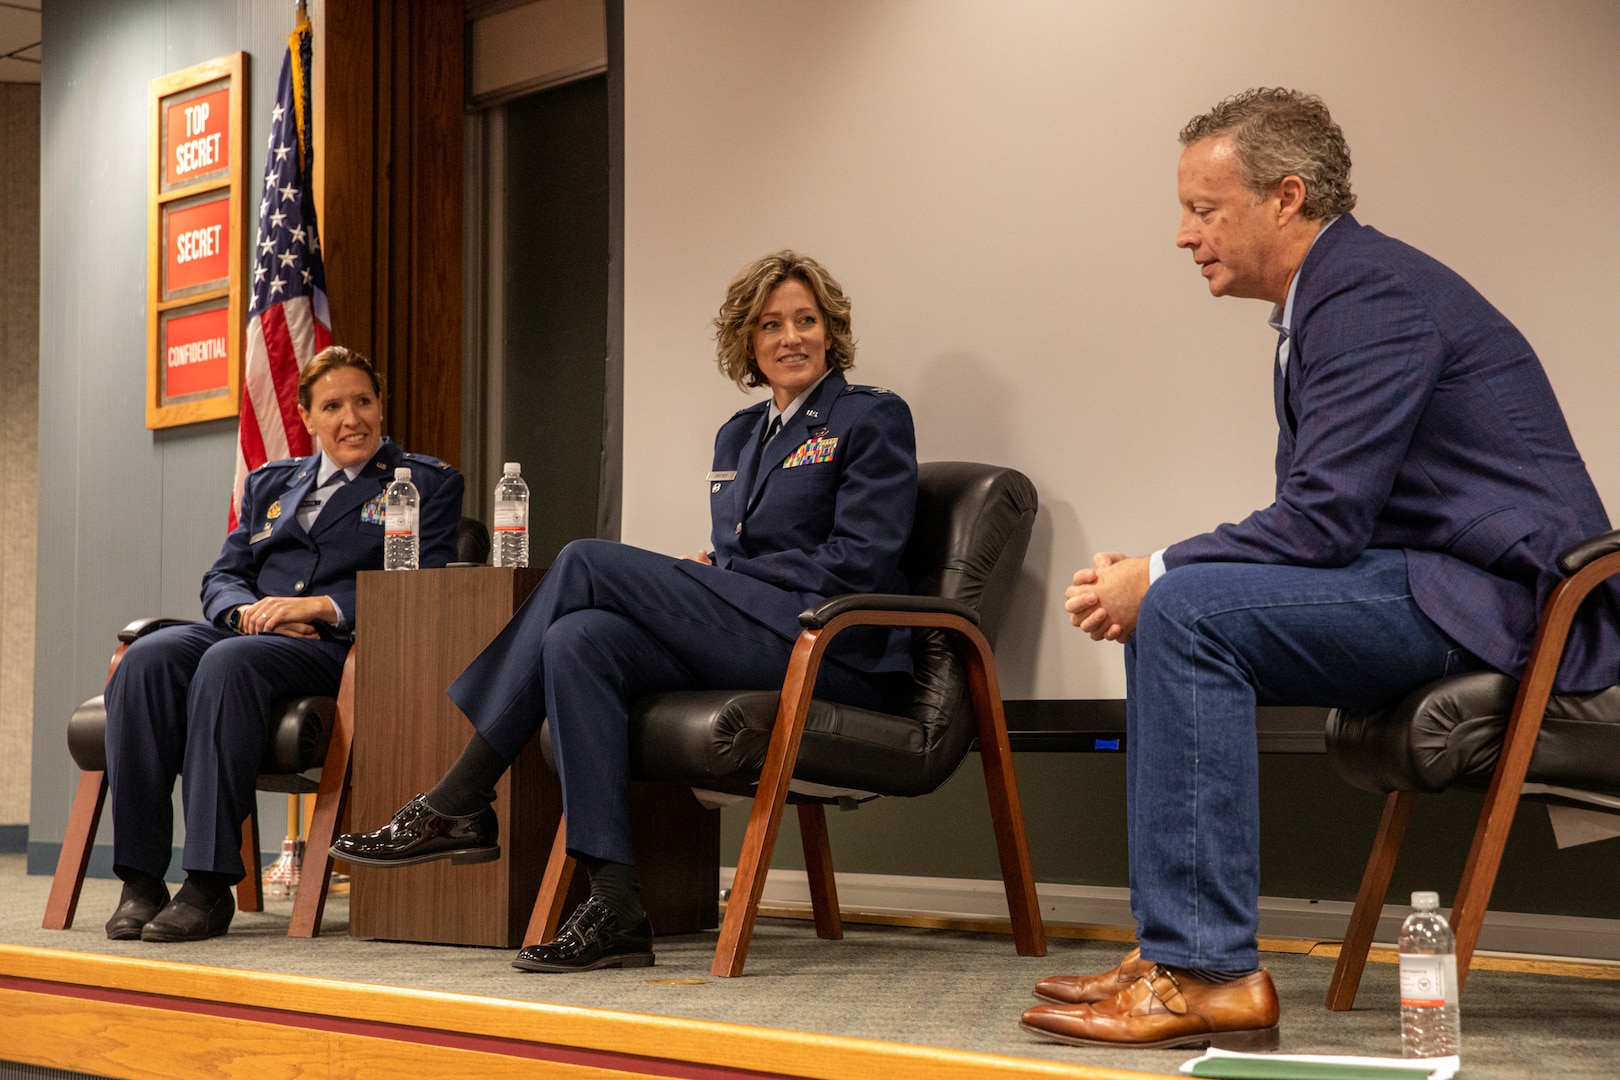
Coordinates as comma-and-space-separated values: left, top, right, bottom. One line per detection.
1182, 1049, 1457, 1080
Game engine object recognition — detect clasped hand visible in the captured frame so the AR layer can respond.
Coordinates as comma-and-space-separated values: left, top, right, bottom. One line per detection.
1065, 552, 1150, 643
234, 595, 338, 639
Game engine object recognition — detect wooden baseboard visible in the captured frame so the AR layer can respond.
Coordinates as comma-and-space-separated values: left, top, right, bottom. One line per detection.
0, 944, 1146, 1080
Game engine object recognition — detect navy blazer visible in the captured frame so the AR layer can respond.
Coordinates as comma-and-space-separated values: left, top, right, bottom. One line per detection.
676, 372, 918, 674
201, 438, 465, 660
1165, 216, 1618, 692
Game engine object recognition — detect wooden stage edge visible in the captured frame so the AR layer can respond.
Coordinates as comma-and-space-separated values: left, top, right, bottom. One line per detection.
0, 943, 1155, 1080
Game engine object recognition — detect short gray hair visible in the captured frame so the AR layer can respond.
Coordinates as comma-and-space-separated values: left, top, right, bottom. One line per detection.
1180, 88, 1355, 220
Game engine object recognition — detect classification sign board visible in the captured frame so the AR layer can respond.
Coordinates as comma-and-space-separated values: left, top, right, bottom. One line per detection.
147, 53, 246, 428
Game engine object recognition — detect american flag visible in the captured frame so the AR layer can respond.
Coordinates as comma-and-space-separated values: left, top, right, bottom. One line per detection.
229, 19, 331, 529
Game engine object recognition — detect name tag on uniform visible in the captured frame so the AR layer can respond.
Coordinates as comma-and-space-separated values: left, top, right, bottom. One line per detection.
361, 492, 387, 525
783, 436, 838, 469
706, 471, 737, 482
250, 525, 273, 544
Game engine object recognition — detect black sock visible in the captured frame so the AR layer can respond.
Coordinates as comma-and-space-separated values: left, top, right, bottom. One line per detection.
119, 870, 168, 906
1183, 966, 1259, 984
427, 733, 510, 817
577, 855, 646, 925
179, 871, 236, 907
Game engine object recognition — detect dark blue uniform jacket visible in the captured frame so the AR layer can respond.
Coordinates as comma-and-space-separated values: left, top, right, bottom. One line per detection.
201, 437, 464, 660
678, 372, 918, 675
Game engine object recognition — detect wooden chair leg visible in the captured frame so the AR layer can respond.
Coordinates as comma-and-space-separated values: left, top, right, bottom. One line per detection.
43, 770, 109, 931
237, 810, 264, 912
1450, 693, 1551, 989
712, 629, 826, 977
959, 627, 1046, 957
1326, 790, 1414, 1011
798, 803, 843, 941
290, 648, 356, 938
524, 818, 577, 947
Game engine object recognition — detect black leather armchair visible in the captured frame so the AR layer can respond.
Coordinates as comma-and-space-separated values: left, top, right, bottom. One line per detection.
44, 618, 355, 937
1323, 527, 1620, 1009
43, 517, 492, 937
527, 461, 1048, 976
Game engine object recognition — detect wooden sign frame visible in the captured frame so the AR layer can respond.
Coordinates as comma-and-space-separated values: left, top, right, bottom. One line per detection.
146, 52, 247, 429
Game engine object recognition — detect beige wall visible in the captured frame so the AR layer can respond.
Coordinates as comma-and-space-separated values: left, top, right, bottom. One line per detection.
1, 82, 40, 827
619, 0, 1620, 701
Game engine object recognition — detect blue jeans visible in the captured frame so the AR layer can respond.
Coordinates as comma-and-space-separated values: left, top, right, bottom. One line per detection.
1124, 549, 1480, 970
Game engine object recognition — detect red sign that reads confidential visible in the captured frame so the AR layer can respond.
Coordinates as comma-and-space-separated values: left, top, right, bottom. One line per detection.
165, 195, 231, 294
164, 306, 231, 399
165, 87, 231, 187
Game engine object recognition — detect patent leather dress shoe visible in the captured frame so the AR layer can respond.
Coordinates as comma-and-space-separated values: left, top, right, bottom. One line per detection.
1020, 965, 1280, 1051
1033, 945, 1151, 1004
105, 886, 170, 941
141, 891, 235, 943
511, 896, 654, 973
329, 793, 499, 867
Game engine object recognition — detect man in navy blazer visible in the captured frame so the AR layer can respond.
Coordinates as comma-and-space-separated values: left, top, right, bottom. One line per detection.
102, 347, 463, 943
1022, 90, 1618, 1050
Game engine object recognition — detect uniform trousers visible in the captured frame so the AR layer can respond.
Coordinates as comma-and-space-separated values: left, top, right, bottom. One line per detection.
1125, 549, 1481, 971
447, 538, 891, 866
104, 623, 345, 882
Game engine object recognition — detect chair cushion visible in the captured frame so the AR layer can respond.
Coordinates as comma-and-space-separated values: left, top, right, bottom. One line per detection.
628, 690, 935, 798
1327, 670, 1620, 797
67, 694, 334, 794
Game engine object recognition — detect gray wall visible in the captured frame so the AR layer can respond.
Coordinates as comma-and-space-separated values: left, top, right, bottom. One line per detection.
1, 83, 40, 846
29, 1, 300, 873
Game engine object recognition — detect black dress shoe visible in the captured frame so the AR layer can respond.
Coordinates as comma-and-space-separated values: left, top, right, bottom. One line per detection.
512, 896, 654, 973
105, 883, 170, 941
329, 793, 500, 867
141, 888, 235, 943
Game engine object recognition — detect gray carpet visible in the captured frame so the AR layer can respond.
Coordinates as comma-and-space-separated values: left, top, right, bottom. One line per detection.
4, 855, 1617, 1078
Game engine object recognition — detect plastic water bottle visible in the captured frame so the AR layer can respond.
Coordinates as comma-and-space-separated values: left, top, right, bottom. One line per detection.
1399, 891, 1461, 1058
383, 467, 419, 570
492, 461, 530, 568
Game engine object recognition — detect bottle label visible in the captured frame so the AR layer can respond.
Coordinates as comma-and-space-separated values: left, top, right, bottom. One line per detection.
385, 506, 418, 536
494, 502, 527, 530
1399, 953, 1458, 1007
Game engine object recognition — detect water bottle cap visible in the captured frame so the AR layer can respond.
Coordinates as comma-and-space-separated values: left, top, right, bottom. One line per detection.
394, 467, 412, 481
1411, 891, 1440, 910
503, 462, 521, 475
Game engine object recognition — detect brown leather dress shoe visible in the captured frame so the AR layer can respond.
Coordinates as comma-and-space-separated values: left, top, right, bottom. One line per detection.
1020, 965, 1280, 1051
1033, 945, 1151, 1004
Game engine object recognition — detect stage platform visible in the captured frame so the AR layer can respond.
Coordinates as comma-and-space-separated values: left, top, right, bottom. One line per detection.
3, 855, 1619, 1079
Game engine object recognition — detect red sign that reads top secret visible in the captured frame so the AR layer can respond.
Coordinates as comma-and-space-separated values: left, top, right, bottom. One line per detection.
164, 87, 231, 187
165, 195, 231, 294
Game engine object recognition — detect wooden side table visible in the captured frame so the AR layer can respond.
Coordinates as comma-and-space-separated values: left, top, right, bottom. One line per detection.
349, 566, 718, 947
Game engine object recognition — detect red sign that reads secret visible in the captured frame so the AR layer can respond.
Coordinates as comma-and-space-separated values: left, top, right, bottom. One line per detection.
163, 305, 231, 399
165, 195, 231, 294
164, 87, 231, 187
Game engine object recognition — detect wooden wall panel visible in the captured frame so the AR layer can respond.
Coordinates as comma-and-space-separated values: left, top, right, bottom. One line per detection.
318, 0, 463, 467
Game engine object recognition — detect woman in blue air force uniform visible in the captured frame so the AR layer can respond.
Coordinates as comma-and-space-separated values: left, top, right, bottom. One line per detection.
333, 250, 919, 973
102, 347, 464, 943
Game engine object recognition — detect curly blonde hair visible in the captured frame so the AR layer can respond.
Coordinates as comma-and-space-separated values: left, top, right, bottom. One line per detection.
713, 251, 855, 390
